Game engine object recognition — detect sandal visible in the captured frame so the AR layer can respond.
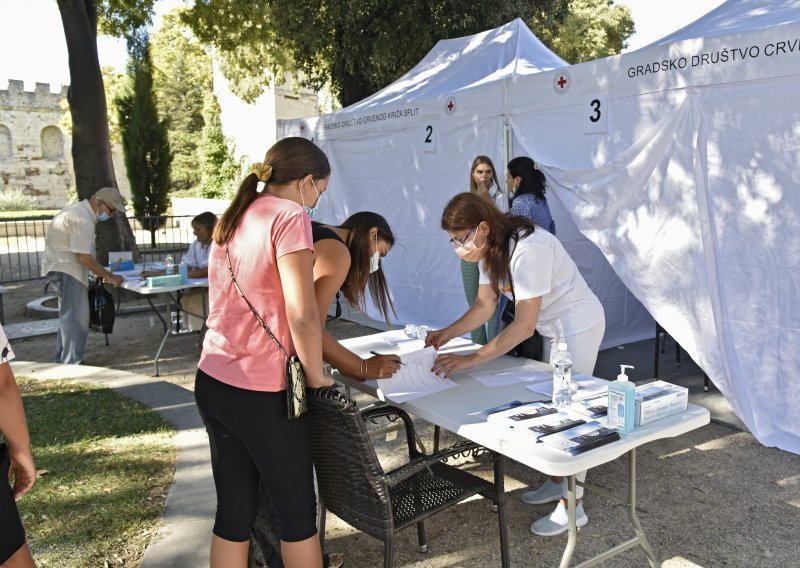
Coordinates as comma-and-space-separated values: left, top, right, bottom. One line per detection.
323, 552, 344, 568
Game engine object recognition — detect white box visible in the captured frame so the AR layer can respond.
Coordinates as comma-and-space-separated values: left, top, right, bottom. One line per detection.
634, 380, 688, 425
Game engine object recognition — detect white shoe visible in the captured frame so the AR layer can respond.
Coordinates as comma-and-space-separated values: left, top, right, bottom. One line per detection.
520, 478, 563, 505
530, 502, 588, 536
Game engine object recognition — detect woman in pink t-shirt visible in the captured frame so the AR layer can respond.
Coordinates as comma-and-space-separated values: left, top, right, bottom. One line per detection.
195, 137, 334, 568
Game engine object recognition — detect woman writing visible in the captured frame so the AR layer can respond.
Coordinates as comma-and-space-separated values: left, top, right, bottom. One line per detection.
425, 192, 605, 536
195, 137, 333, 568
311, 212, 402, 380
462, 156, 508, 344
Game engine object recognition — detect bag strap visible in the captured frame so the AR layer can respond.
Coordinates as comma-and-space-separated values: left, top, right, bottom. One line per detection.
225, 244, 290, 361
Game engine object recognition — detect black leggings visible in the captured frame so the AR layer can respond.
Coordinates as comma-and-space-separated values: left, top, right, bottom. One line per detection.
194, 368, 318, 543
0, 444, 26, 564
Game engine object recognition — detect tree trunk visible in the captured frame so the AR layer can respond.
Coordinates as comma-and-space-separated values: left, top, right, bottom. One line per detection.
57, 0, 138, 265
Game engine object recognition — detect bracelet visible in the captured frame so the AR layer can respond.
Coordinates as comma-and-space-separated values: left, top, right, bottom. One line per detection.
360, 358, 367, 379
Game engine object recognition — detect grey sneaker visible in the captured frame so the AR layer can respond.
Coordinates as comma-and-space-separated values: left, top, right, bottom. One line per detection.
530, 502, 588, 536
520, 478, 563, 505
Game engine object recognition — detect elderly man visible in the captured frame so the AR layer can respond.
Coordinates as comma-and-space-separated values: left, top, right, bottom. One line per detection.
42, 187, 126, 364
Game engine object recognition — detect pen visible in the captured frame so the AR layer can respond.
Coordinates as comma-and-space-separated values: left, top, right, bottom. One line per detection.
369, 350, 407, 364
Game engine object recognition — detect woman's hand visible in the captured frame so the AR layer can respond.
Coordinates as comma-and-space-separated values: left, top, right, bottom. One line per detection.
8, 445, 36, 501
431, 352, 478, 378
364, 355, 402, 380
307, 372, 335, 389
424, 328, 454, 350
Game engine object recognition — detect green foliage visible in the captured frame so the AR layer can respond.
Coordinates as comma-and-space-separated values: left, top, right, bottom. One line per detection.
151, 7, 213, 192
199, 92, 240, 199
15, 377, 175, 567
0, 189, 37, 212
96, 0, 156, 37
116, 29, 173, 232
183, 0, 571, 107
550, 0, 635, 64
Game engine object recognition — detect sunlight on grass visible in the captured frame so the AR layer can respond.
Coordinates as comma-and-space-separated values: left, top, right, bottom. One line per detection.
11, 377, 177, 567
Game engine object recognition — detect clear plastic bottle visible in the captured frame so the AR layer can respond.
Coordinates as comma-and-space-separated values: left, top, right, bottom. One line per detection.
164, 255, 175, 275
552, 340, 573, 407
403, 324, 429, 340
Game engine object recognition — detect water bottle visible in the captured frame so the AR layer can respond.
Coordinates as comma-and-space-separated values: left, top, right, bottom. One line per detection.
403, 324, 429, 340
552, 340, 573, 407
164, 255, 175, 275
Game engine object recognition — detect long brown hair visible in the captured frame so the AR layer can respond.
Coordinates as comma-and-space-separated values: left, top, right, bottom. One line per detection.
213, 137, 331, 244
469, 155, 497, 193
441, 193, 535, 291
338, 212, 397, 325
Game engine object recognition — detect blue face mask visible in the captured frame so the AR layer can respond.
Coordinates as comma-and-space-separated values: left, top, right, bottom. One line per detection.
301, 177, 322, 218
96, 212, 110, 222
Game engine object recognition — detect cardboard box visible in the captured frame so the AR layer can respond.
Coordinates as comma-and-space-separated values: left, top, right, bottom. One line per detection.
146, 274, 183, 288
634, 380, 688, 425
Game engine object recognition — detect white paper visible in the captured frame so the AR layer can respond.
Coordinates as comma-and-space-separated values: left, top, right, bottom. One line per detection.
526, 374, 610, 401
377, 347, 456, 403
470, 366, 551, 388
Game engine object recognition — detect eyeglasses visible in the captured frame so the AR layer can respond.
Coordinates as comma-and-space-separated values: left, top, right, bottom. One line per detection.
99, 200, 115, 215
448, 227, 475, 248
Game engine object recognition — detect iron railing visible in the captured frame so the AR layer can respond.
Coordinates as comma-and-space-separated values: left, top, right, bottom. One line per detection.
0, 214, 196, 284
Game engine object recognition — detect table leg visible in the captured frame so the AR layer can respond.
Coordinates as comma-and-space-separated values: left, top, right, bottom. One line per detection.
153, 296, 172, 376
494, 455, 510, 568
559, 475, 578, 568
627, 449, 658, 567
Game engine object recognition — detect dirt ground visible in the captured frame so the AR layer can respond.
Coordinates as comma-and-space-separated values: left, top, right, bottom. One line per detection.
4, 279, 799, 568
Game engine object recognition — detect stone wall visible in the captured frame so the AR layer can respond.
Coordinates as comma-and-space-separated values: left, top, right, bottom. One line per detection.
0, 80, 130, 210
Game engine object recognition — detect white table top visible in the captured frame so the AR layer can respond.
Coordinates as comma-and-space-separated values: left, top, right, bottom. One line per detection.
338, 330, 711, 477
117, 266, 208, 295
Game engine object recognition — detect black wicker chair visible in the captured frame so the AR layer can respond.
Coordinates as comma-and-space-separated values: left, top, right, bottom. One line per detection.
307, 388, 509, 568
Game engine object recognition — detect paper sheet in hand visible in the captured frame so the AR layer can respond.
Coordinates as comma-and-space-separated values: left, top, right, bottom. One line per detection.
470, 365, 551, 388
526, 374, 610, 400
377, 347, 456, 403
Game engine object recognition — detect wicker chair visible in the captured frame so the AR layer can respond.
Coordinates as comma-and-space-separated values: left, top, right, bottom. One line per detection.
307, 388, 509, 568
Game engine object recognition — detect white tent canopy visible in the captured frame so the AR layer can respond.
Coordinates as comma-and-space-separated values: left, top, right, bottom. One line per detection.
505, 0, 800, 453
279, 18, 654, 350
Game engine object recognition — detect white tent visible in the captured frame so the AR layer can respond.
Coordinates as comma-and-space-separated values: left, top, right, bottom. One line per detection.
505, 0, 800, 453
279, 18, 654, 350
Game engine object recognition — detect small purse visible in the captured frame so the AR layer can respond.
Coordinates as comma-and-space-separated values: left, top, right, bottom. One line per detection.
225, 245, 307, 419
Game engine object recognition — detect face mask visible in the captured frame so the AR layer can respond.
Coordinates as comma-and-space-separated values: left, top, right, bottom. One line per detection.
488, 182, 499, 199
300, 177, 322, 218
96, 212, 110, 222
369, 234, 380, 273
454, 227, 484, 259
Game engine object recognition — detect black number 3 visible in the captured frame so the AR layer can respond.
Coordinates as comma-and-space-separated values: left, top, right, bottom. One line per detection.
589, 99, 601, 123
424, 125, 433, 143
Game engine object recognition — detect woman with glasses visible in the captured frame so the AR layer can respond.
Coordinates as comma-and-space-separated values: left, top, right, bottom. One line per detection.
311, 211, 402, 380
462, 156, 508, 345
425, 192, 605, 537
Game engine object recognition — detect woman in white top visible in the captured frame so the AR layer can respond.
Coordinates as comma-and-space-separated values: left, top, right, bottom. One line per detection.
425, 192, 605, 537
143, 211, 217, 278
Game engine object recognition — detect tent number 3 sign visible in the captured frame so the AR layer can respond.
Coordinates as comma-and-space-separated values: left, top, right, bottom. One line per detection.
584, 93, 608, 134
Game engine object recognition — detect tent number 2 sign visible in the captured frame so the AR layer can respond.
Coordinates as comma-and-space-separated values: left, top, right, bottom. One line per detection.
423, 124, 437, 153
583, 93, 608, 134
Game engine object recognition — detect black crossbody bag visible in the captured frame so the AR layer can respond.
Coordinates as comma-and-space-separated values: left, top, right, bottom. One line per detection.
500, 245, 545, 362
225, 245, 307, 419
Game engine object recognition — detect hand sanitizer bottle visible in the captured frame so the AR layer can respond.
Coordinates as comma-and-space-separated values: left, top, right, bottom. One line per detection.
608, 365, 635, 433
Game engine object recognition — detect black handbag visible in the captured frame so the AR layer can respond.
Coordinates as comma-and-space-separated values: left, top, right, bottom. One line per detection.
499, 265, 545, 362
225, 245, 307, 419
88, 278, 115, 334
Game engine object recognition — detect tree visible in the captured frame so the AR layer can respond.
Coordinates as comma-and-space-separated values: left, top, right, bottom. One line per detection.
151, 8, 213, 192
183, 0, 571, 107
199, 92, 240, 199
549, 0, 635, 64
116, 29, 172, 246
56, 0, 155, 263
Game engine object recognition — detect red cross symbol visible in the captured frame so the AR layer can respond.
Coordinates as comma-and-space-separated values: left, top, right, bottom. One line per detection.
447, 100, 454, 111
552, 70, 571, 95
557, 76, 567, 89
445, 96, 457, 114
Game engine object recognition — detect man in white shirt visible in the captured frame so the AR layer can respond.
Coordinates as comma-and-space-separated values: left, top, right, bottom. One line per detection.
42, 187, 126, 364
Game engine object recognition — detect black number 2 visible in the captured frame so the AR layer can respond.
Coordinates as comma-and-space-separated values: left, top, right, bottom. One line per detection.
589, 99, 601, 123
424, 125, 433, 143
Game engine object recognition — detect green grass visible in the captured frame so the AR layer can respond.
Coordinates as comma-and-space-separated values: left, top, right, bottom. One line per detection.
11, 378, 177, 567
0, 210, 59, 219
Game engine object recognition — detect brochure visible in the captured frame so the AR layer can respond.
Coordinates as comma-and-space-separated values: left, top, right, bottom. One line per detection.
571, 395, 609, 419
485, 401, 557, 423
539, 420, 620, 455
527, 416, 586, 439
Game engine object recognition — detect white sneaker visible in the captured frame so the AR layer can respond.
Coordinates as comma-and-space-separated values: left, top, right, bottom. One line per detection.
520, 478, 563, 505
530, 502, 588, 536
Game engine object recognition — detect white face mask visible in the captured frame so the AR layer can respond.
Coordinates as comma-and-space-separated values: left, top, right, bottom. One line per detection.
300, 177, 322, 218
488, 182, 499, 199
453, 226, 484, 259
369, 234, 380, 273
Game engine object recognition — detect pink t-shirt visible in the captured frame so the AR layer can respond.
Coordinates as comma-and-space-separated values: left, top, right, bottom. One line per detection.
198, 195, 314, 391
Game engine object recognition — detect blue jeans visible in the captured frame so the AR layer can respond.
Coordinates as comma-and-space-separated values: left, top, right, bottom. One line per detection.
47, 271, 89, 364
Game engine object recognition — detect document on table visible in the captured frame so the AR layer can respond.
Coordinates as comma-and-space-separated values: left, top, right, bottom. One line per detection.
377, 347, 456, 403
526, 374, 610, 400
470, 365, 551, 388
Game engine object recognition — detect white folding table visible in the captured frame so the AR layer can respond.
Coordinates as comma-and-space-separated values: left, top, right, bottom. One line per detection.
335, 330, 711, 567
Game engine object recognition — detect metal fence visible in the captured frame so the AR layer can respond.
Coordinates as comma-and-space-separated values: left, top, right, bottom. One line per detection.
0, 215, 196, 284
